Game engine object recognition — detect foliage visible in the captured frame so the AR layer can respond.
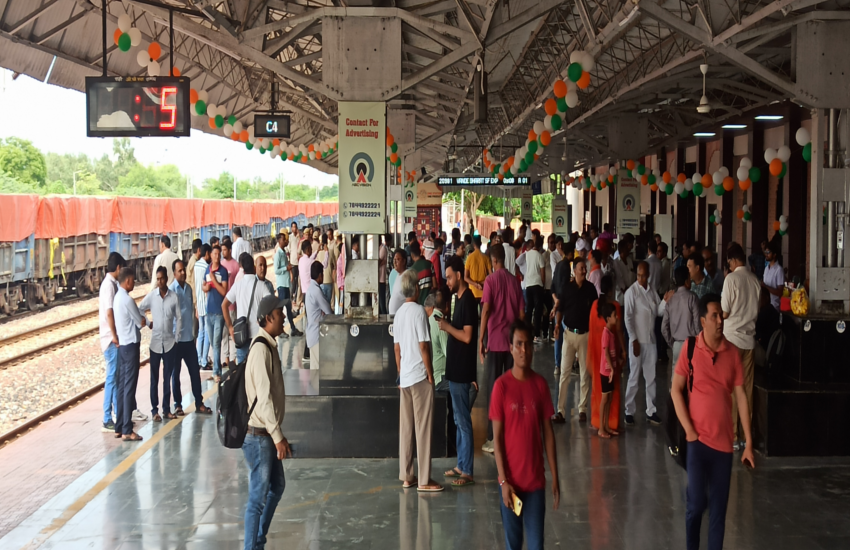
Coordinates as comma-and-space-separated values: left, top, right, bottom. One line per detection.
443, 191, 551, 223
0, 137, 47, 187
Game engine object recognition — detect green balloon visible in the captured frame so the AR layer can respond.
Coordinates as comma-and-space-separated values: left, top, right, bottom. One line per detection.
709, 215, 716, 224
680, 191, 689, 199
118, 33, 131, 52
714, 184, 724, 196
693, 183, 704, 197
505, 170, 513, 179
597, 182, 603, 190
648, 174, 656, 185
567, 62, 583, 83
779, 163, 787, 179
246, 141, 253, 150
214, 114, 224, 128
538, 137, 545, 149
611, 175, 617, 185
665, 183, 674, 195
519, 160, 528, 172
528, 140, 538, 154
637, 164, 646, 176
626, 170, 632, 178
394, 158, 401, 166
803, 142, 812, 162
551, 114, 562, 131
556, 97, 568, 112
779, 229, 786, 236
195, 100, 207, 116
391, 142, 398, 153
295, 153, 301, 161
749, 166, 761, 183
744, 211, 752, 221
228, 115, 236, 126
259, 147, 266, 154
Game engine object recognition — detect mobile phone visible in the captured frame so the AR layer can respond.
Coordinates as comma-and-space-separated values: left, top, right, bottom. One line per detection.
512, 493, 523, 516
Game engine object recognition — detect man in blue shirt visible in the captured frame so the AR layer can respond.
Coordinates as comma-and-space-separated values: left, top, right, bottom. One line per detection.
203, 245, 229, 382
113, 267, 147, 441
170, 259, 212, 415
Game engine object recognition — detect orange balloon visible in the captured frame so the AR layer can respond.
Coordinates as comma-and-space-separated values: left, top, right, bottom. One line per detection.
641, 174, 648, 185
231, 132, 239, 141
769, 158, 783, 176
113, 29, 123, 46
390, 152, 399, 164
590, 185, 596, 193
308, 144, 314, 152
387, 134, 394, 147
662, 171, 671, 184
723, 178, 735, 192
148, 42, 161, 60
301, 156, 308, 163
540, 131, 551, 147
553, 79, 567, 98
701, 174, 712, 186
577, 71, 591, 90
626, 160, 636, 171
544, 98, 558, 116
600, 180, 607, 189
737, 210, 745, 219
189, 89, 198, 104
170, 66, 181, 77
739, 178, 751, 191
677, 173, 686, 183
497, 173, 504, 181
608, 174, 614, 183
651, 184, 659, 192
239, 130, 249, 142
528, 130, 537, 142
208, 117, 216, 129
534, 154, 539, 161
506, 156, 514, 168
773, 221, 781, 231
316, 151, 322, 159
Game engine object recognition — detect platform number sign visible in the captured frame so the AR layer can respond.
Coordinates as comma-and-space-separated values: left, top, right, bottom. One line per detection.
254, 113, 291, 138
85, 76, 190, 137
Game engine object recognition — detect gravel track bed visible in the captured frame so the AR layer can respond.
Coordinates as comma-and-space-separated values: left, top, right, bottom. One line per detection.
0, 330, 152, 435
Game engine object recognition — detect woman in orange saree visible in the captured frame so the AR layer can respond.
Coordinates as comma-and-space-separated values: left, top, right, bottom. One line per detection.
588, 274, 625, 432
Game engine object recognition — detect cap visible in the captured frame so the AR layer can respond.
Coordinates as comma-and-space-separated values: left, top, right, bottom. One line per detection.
576, 238, 590, 251
256, 294, 288, 322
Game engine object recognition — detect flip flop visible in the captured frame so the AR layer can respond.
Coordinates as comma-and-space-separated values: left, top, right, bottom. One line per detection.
175, 408, 185, 417
417, 482, 444, 493
444, 468, 463, 478
165, 412, 177, 420
402, 477, 418, 489
122, 433, 143, 442
451, 477, 475, 487
153, 414, 162, 423
196, 405, 213, 415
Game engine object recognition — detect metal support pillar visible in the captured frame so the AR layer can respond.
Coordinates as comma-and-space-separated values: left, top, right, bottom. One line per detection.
697, 142, 707, 246
721, 130, 735, 264
751, 121, 769, 251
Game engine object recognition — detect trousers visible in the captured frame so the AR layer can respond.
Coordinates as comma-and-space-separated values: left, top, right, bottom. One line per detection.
624, 338, 658, 416
205, 314, 224, 376
197, 314, 209, 367
149, 347, 179, 416
175, 340, 203, 408
449, 381, 474, 476
399, 379, 434, 484
277, 286, 296, 330
102, 343, 119, 424
525, 285, 545, 338
686, 440, 733, 550
242, 434, 286, 550
558, 330, 589, 415
115, 343, 140, 435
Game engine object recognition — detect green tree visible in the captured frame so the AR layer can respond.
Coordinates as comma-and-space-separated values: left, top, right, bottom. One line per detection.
0, 137, 47, 187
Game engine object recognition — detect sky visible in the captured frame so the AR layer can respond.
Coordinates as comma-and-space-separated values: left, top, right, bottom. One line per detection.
0, 69, 338, 188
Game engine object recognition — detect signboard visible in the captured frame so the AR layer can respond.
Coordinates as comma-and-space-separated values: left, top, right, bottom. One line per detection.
85, 76, 190, 137
531, 180, 542, 195
436, 175, 530, 186
253, 113, 291, 138
616, 169, 641, 234
404, 181, 417, 218
551, 196, 569, 239
520, 189, 533, 222
338, 102, 386, 234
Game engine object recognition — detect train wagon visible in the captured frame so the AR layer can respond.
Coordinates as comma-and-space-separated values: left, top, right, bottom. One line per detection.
0, 194, 337, 315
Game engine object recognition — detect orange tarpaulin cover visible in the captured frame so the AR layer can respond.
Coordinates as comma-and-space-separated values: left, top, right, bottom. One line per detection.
166, 199, 203, 233
0, 194, 39, 242
201, 200, 233, 227
35, 195, 114, 239
111, 196, 169, 235
232, 201, 254, 226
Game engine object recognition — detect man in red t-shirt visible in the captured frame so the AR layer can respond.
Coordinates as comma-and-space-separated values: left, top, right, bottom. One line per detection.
671, 293, 755, 550
490, 320, 559, 550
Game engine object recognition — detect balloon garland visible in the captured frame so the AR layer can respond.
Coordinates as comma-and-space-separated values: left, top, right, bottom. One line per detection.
795, 127, 812, 162
737, 204, 752, 222
709, 208, 723, 226
765, 146, 790, 178
773, 215, 790, 236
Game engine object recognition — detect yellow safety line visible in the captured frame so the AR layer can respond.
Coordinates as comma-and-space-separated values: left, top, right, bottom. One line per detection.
20, 384, 219, 550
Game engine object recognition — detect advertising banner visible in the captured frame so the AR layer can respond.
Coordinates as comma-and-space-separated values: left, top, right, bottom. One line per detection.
338, 102, 386, 234
520, 189, 533, 222
616, 169, 641, 234
551, 196, 569, 238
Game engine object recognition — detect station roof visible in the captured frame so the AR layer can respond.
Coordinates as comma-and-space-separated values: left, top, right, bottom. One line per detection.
0, 0, 836, 178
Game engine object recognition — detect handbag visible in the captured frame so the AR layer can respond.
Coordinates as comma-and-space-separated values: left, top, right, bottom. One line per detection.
664, 336, 696, 470
233, 278, 258, 349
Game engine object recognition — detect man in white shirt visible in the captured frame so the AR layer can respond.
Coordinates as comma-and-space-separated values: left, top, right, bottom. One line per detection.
305, 261, 332, 370
113, 267, 147, 441
521, 236, 547, 343
721, 242, 761, 450
501, 228, 516, 275
99, 252, 125, 432
223, 254, 275, 364
194, 244, 211, 370
646, 241, 662, 295
152, 235, 180, 286
610, 238, 635, 305
231, 227, 253, 262
761, 244, 784, 311
624, 261, 673, 426
139, 266, 181, 422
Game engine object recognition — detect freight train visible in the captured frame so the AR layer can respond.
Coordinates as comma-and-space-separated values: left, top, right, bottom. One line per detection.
0, 194, 338, 315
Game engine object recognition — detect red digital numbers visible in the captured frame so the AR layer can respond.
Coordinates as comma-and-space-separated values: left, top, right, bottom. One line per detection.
160, 86, 177, 130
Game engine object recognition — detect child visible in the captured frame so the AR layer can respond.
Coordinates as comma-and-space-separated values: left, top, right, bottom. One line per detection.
598, 301, 620, 439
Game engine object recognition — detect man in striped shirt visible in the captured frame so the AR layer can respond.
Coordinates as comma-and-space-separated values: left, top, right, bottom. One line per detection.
409, 241, 434, 306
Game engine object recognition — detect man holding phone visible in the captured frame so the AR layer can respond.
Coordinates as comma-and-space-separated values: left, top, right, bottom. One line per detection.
491, 320, 559, 550
670, 293, 755, 550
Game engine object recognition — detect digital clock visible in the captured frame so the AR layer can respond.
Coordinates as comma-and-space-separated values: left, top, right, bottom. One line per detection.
85, 76, 191, 137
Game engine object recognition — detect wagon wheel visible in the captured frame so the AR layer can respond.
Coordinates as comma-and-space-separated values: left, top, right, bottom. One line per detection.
76, 275, 88, 298
25, 284, 39, 312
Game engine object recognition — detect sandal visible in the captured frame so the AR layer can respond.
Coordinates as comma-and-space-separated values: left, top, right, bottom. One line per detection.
551, 413, 566, 424
417, 481, 444, 493
122, 433, 143, 441
114, 433, 122, 439
153, 414, 162, 423
444, 468, 463, 478
165, 412, 177, 420
451, 476, 475, 487
402, 477, 418, 489
196, 404, 213, 414
175, 408, 185, 417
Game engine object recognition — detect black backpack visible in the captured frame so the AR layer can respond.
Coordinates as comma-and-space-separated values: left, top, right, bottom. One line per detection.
216, 337, 275, 449
665, 337, 696, 470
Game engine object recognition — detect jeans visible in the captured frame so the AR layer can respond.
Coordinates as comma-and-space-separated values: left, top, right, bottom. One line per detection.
525, 285, 545, 338
242, 434, 286, 550
149, 347, 179, 416
499, 487, 545, 550
102, 343, 119, 424
322, 283, 334, 307
449, 381, 474, 476
237, 345, 250, 365
116, 343, 140, 435
554, 325, 563, 368
686, 440, 733, 550
197, 314, 209, 367
277, 286, 296, 330
205, 314, 224, 376
175, 340, 203, 408
378, 281, 387, 314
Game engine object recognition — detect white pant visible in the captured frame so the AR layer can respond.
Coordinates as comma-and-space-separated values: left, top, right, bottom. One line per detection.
671, 340, 685, 370
625, 338, 658, 416
309, 343, 320, 370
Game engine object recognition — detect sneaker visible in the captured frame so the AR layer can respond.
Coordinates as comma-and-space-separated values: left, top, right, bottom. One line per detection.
302, 355, 310, 362
201, 362, 213, 371
579, 412, 587, 422
291, 328, 303, 337
646, 413, 662, 425
131, 410, 148, 421
102, 421, 115, 432
625, 415, 635, 426
481, 440, 494, 453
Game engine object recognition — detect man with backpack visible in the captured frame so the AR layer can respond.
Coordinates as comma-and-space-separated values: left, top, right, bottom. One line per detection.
242, 294, 291, 550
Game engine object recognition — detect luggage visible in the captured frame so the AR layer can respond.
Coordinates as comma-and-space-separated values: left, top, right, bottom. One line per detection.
216, 336, 274, 449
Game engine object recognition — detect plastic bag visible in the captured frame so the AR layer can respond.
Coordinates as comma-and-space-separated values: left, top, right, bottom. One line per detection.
791, 287, 809, 317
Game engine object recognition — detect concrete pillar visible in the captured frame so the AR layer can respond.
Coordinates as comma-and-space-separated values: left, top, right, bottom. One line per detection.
787, 107, 808, 281
751, 121, 769, 250
697, 141, 707, 246
721, 131, 735, 264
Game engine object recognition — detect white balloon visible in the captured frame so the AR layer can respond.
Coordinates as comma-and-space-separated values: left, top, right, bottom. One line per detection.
569, 51, 583, 65
147, 61, 160, 77
719, 166, 729, 178
737, 167, 749, 181
249, 137, 256, 145
247, 125, 254, 137
714, 209, 720, 217
117, 14, 132, 33
544, 115, 553, 132
764, 147, 777, 163
270, 149, 278, 159
565, 91, 579, 108
308, 152, 316, 160
581, 51, 595, 72
136, 50, 150, 67
128, 28, 142, 47
795, 127, 811, 146
299, 144, 306, 152
684, 179, 693, 191
674, 182, 684, 194
233, 121, 243, 134
222, 123, 233, 136
740, 157, 752, 169
609, 166, 617, 176
272, 145, 281, 156
198, 90, 208, 103
778, 145, 791, 163
533, 121, 545, 136
321, 144, 329, 153
742, 204, 749, 212
779, 214, 787, 223
713, 171, 723, 185
499, 165, 505, 174
780, 221, 789, 232
206, 104, 217, 118
692, 172, 702, 183
652, 169, 661, 178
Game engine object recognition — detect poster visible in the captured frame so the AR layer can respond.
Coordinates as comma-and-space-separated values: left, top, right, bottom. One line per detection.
404, 180, 417, 218
616, 168, 640, 234
551, 196, 569, 238
520, 189, 533, 223
338, 102, 386, 234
